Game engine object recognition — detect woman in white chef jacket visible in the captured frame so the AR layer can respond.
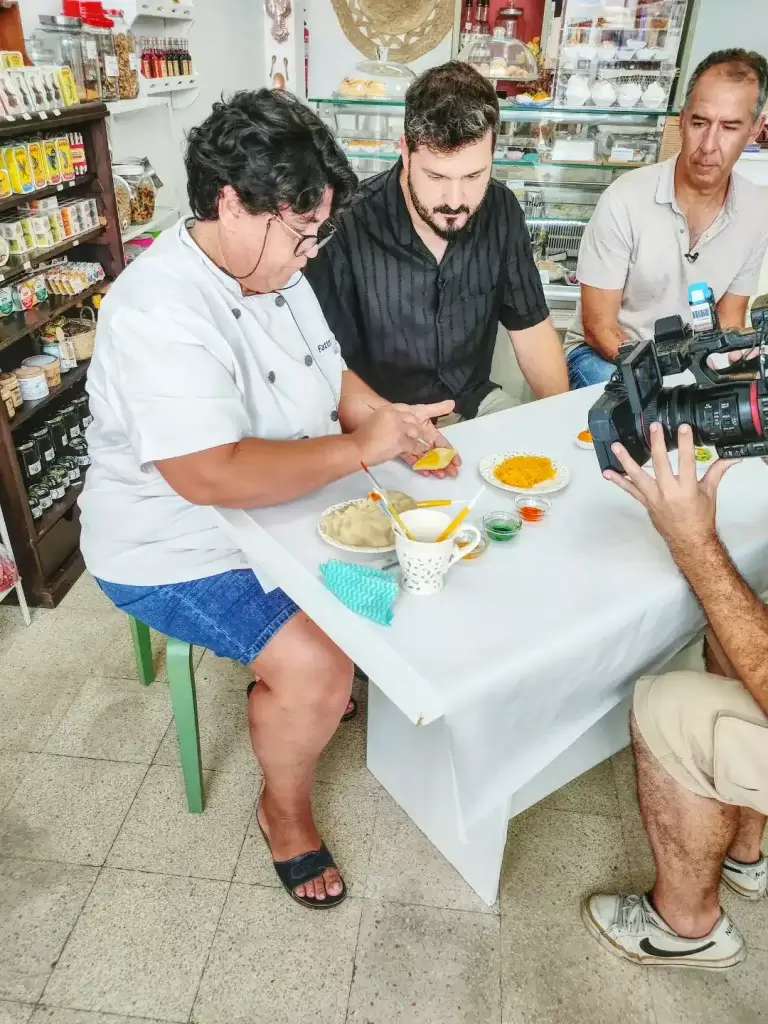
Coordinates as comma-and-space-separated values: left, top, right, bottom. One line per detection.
79, 90, 457, 909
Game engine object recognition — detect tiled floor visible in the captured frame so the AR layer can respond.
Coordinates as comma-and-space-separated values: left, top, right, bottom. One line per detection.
1, 575, 766, 1024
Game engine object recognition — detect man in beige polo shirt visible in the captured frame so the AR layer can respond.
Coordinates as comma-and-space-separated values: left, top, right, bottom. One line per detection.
582, 424, 768, 971
565, 48, 768, 389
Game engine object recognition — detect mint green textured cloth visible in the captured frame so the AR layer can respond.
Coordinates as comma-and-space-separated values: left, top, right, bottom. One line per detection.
319, 560, 399, 625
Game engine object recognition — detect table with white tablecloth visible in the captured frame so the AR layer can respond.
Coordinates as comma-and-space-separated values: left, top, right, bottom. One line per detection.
215, 383, 768, 904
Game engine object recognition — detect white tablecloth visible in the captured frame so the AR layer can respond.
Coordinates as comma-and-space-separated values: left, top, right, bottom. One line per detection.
216, 383, 768, 830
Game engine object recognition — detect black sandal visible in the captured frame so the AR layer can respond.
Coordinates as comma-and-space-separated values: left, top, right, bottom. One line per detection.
256, 812, 347, 910
341, 697, 357, 722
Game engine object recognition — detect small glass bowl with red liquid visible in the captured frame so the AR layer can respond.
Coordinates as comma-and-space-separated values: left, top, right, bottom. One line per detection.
513, 495, 552, 523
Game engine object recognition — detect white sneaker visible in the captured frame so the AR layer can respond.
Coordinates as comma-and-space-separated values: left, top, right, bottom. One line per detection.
722, 855, 768, 900
581, 892, 746, 970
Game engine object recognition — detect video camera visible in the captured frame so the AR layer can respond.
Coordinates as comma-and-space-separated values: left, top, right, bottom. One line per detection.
589, 283, 768, 474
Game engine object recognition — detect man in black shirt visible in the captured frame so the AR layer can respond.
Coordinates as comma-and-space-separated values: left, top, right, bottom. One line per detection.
305, 61, 568, 429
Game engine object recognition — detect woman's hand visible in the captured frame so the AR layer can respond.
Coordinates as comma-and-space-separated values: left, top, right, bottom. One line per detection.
351, 402, 453, 467
392, 402, 462, 478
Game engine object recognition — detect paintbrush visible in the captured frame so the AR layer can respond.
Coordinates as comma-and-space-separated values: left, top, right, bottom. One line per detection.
360, 462, 415, 540
434, 485, 485, 543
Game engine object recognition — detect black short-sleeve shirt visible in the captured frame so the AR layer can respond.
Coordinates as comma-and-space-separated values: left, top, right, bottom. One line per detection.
304, 160, 549, 418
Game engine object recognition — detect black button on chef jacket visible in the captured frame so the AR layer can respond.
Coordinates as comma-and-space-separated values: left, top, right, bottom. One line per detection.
304, 159, 550, 419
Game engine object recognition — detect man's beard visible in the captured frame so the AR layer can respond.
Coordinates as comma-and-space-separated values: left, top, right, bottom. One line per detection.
407, 167, 485, 241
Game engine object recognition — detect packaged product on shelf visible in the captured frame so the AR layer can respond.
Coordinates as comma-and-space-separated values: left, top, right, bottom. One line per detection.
26, 140, 48, 191
69, 435, 91, 467
113, 158, 160, 225
21, 195, 60, 212
58, 204, 74, 238
22, 353, 60, 389
68, 132, 88, 176
0, 153, 11, 200
3, 144, 34, 195
42, 138, 62, 186
12, 275, 48, 312
26, 68, 51, 112
60, 454, 82, 485
14, 366, 48, 402
41, 67, 66, 109
0, 370, 21, 408
30, 424, 56, 466
30, 213, 56, 251
10, 70, 36, 113
73, 393, 92, 430
87, 197, 99, 228
0, 286, 13, 316
0, 52, 24, 70
42, 335, 77, 372
113, 173, 131, 232
110, 9, 140, 100
0, 69, 29, 116
0, 235, 10, 269
56, 136, 75, 181
46, 209, 64, 245
55, 66, 80, 107
43, 465, 68, 500
45, 412, 69, 456
3, 215, 37, 257
16, 437, 43, 480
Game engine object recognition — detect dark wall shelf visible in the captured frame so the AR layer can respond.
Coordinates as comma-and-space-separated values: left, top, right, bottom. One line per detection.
11, 361, 89, 432
0, 281, 105, 356
0, 100, 123, 608
0, 225, 104, 289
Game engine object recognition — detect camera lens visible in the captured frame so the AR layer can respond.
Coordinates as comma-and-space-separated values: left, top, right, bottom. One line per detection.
648, 381, 764, 451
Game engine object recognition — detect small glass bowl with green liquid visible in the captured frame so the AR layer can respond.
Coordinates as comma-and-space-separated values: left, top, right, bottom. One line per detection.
482, 510, 522, 542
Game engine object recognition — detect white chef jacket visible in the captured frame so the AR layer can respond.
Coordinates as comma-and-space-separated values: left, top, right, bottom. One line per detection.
79, 219, 345, 587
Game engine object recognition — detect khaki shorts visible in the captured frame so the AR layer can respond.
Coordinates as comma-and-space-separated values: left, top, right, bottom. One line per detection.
436, 387, 517, 428
634, 671, 768, 815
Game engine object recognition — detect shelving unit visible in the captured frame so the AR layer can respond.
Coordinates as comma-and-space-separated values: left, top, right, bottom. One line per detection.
0, 103, 125, 609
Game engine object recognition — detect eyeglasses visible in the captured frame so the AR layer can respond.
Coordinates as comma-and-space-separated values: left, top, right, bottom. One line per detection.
273, 214, 336, 257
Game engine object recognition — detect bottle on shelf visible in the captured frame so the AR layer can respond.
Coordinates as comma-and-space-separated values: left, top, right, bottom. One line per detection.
460, 1, 475, 51
475, 0, 491, 36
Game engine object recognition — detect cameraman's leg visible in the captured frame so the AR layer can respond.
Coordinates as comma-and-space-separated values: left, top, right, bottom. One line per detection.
702, 629, 767, 867
630, 702, 737, 938
566, 344, 615, 390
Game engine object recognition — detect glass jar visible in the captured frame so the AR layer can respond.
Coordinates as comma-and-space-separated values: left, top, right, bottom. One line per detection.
69, 436, 91, 467
59, 454, 82, 486
73, 393, 92, 432
43, 465, 69, 501
29, 481, 52, 513
338, 47, 416, 100
60, 402, 82, 442
46, 413, 69, 457
34, 15, 93, 103
113, 159, 157, 224
16, 439, 42, 483
494, 7, 523, 40
83, 15, 118, 101
30, 424, 56, 466
105, 9, 139, 100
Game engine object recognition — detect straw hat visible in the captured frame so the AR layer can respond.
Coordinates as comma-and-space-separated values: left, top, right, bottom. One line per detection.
330, 0, 454, 63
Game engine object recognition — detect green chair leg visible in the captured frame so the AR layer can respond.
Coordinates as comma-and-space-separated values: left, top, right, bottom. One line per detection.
129, 615, 154, 686
166, 636, 204, 813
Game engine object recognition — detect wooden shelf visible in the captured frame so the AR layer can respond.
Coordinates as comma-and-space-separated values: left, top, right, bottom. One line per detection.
36, 482, 83, 540
0, 282, 106, 356
0, 103, 108, 140
11, 361, 89, 433
0, 173, 97, 218
0, 226, 104, 289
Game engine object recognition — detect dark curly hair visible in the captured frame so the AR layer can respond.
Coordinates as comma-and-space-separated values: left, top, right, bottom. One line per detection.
185, 90, 358, 221
404, 62, 500, 153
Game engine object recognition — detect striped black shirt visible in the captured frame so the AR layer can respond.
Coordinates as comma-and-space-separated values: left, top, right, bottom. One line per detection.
305, 160, 549, 418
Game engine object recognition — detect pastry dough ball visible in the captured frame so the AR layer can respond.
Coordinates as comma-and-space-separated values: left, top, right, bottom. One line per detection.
322, 491, 417, 548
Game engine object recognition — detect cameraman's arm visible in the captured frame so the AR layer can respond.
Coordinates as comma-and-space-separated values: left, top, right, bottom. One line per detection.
716, 292, 749, 330
671, 533, 768, 717
582, 285, 631, 361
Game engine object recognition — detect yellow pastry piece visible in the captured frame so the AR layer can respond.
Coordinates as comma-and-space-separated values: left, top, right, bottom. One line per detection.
412, 446, 457, 471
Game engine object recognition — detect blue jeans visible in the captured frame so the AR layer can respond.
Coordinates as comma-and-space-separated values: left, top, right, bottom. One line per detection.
567, 344, 616, 390
96, 569, 299, 665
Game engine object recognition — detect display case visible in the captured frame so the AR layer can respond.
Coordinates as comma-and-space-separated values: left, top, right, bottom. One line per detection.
311, 96, 674, 324
552, 0, 690, 110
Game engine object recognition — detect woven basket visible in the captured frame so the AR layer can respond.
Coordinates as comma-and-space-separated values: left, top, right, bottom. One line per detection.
64, 307, 96, 361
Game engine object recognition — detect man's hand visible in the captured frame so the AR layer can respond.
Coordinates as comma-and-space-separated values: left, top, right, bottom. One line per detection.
603, 422, 739, 552
393, 401, 462, 478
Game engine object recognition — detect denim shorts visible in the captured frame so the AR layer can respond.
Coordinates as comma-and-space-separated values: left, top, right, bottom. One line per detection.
566, 343, 616, 390
96, 569, 300, 665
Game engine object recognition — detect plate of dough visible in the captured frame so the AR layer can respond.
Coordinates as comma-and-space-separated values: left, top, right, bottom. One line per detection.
318, 490, 417, 553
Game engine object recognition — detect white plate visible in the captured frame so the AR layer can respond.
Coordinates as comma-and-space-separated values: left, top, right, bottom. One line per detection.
479, 451, 571, 495
317, 499, 396, 554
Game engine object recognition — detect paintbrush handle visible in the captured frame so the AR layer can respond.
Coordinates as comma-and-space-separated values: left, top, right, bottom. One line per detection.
435, 505, 469, 543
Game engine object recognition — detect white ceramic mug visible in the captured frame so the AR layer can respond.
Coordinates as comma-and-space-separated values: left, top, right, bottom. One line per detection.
394, 509, 481, 596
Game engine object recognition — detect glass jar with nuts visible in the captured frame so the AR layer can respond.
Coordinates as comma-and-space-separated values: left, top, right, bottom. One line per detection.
106, 9, 139, 100
113, 159, 158, 227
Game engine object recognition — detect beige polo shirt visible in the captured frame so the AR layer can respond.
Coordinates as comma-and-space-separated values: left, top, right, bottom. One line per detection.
564, 157, 768, 355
